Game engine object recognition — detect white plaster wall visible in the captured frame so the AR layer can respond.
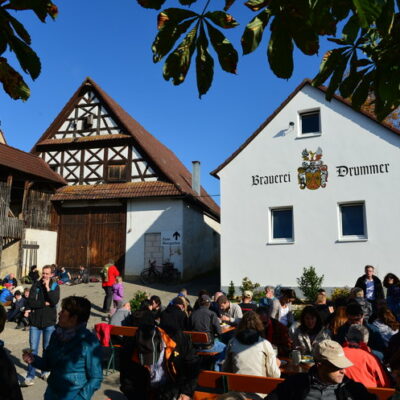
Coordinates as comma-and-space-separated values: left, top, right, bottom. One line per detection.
125, 199, 184, 276
182, 205, 220, 279
219, 85, 400, 289
24, 228, 58, 269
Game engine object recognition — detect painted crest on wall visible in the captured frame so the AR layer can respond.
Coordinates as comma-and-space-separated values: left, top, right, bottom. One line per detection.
298, 147, 328, 190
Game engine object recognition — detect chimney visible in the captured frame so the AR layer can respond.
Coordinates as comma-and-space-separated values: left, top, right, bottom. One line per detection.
192, 161, 201, 196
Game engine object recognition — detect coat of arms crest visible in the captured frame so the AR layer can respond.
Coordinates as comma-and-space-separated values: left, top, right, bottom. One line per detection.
297, 147, 328, 190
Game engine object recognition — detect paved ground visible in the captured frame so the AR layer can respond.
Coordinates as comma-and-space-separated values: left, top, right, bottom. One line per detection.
2, 273, 219, 400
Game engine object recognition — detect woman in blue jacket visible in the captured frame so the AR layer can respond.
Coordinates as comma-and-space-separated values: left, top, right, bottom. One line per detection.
23, 296, 103, 399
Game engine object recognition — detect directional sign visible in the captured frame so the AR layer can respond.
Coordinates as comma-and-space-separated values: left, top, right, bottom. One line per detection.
162, 231, 182, 246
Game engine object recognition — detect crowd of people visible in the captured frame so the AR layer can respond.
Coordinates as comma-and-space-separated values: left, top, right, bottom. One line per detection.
0, 263, 400, 399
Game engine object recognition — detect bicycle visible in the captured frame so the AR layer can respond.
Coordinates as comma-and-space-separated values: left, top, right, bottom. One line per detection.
140, 260, 181, 285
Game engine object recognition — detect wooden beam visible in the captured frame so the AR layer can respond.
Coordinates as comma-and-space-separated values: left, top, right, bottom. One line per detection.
6, 174, 13, 187
20, 181, 33, 220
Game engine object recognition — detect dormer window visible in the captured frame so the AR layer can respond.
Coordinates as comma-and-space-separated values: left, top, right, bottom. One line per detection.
300, 110, 320, 135
107, 163, 127, 182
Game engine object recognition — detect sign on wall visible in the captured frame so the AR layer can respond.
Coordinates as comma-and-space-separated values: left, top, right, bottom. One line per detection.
162, 231, 182, 246
298, 148, 328, 190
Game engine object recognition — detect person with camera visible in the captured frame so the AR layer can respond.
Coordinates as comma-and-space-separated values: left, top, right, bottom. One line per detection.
22, 265, 60, 387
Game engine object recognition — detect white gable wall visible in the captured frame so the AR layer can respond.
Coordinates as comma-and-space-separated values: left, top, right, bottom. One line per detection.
219, 85, 400, 289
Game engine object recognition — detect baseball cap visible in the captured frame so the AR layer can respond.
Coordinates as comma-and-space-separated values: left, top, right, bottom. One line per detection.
4, 283, 12, 288
200, 294, 211, 303
312, 340, 353, 369
243, 290, 253, 298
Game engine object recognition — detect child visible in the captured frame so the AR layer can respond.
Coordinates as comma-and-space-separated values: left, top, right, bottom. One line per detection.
112, 276, 124, 311
7, 290, 26, 328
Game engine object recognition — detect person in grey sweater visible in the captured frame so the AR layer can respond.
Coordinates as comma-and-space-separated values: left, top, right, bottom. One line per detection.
217, 295, 243, 326
110, 302, 131, 326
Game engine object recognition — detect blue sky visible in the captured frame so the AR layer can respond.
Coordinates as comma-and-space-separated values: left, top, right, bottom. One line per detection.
1, 0, 334, 203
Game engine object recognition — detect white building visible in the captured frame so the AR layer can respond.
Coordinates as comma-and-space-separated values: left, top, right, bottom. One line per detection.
212, 80, 400, 291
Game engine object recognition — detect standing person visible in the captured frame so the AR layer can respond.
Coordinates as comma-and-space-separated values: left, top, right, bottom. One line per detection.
0, 304, 23, 400
267, 340, 377, 400
270, 288, 296, 328
100, 260, 119, 313
238, 290, 258, 313
112, 276, 124, 311
28, 265, 40, 283
259, 286, 275, 308
23, 296, 103, 399
22, 265, 60, 387
383, 273, 400, 321
354, 265, 384, 312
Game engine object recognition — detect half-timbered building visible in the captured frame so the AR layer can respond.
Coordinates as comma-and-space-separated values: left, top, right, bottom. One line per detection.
0, 139, 66, 278
32, 78, 220, 278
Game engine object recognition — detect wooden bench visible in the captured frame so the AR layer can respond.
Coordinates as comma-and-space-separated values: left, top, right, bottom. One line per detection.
194, 370, 395, 400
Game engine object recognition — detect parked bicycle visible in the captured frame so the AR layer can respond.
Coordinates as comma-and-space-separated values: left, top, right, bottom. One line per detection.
140, 260, 181, 285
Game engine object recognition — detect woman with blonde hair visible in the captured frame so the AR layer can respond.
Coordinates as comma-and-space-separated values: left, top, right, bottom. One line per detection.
329, 306, 348, 336
223, 311, 281, 380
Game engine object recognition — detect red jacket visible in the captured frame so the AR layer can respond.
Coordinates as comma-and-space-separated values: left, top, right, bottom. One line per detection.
102, 264, 120, 287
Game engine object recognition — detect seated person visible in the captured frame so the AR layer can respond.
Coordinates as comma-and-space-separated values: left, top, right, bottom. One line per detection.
270, 288, 296, 328
333, 302, 386, 359
189, 294, 226, 371
257, 306, 292, 357
2, 273, 17, 287
268, 340, 377, 400
160, 297, 188, 334
290, 306, 331, 355
7, 290, 26, 327
75, 265, 89, 284
57, 267, 71, 285
238, 291, 258, 314
28, 265, 40, 283
349, 287, 372, 322
120, 313, 200, 400
314, 293, 333, 325
0, 284, 13, 304
110, 302, 131, 327
218, 295, 243, 326
342, 324, 391, 388
223, 311, 281, 382
259, 286, 276, 308
372, 306, 399, 347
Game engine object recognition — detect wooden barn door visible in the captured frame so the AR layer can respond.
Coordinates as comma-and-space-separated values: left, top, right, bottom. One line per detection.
57, 206, 126, 275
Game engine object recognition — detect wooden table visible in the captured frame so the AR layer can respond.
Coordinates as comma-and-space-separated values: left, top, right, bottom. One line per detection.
279, 357, 314, 376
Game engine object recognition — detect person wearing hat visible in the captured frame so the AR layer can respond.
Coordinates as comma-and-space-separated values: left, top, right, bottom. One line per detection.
238, 290, 258, 314
0, 283, 13, 304
160, 297, 189, 334
189, 294, 226, 370
267, 339, 377, 400
120, 315, 200, 400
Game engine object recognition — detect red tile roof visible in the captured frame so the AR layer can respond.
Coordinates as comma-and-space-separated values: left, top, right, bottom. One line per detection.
32, 78, 220, 220
52, 182, 181, 200
211, 79, 400, 177
0, 143, 66, 184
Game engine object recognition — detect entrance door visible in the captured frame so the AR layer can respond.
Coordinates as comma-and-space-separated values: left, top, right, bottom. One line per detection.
57, 206, 126, 275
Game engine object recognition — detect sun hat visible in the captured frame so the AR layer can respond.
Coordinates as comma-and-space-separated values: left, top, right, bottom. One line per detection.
200, 294, 212, 303
243, 290, 253, 298
312, 340, 353, 369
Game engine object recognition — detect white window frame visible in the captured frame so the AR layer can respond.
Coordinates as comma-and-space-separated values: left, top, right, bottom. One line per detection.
297, 108, 321, 138
268, 206, 294, 245
337, 201, 368, 242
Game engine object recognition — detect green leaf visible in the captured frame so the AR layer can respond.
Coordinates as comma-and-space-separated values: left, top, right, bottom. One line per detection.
163, 27, 197, 85
352, 0, 384, 28
342, 14, 360, 43
157, 8, 198, 30
241, 9, 271, 55
206, 22, 238, 74
0, 57, 30, 100
6, 0, 56, 22
332, 0, 352, 20
292, 24, 319, 55
351, 71, 374, 109
8, 36, 41, 79
196, 24, 214, 98
136, 0, 166, 10
267, 17, 293, 79
325, 52, 351, 100
179, 0, 198, 5
204, 11, 239, 29
0, 9, 31, 44
312, 49, 347, 87
224, 0, 236, 11
244, 0, 271, 12
375, 0, 395, 35
7, 14, 31, 44
0, 35, 7, 55
152, 18, 196, 62
339, 70, 365, 98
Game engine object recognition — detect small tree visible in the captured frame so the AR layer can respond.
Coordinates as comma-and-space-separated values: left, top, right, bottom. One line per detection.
227, 281, 235, 301
297, 266, 324, 303
239, 277, 260, 296
130, 290, 148, 311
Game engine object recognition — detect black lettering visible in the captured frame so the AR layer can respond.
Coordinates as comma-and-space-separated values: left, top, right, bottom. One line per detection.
262, 176, 268, 184
252, 175, 260, 186
349, 167, 354, 176
370, 165, 379, 174
279, 175, 283, 183
288, 174, 291, 182
385, 163, 389, 172
337, 166, 348, 177
353, 167, 360, 176
360, 166, 369, 175
274, 175, 279, 183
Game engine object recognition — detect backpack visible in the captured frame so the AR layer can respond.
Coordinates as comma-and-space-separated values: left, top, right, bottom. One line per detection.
101, 264, 112, 282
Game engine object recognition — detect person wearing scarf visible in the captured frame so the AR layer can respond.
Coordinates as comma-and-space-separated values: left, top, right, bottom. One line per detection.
23, 296, 103, 399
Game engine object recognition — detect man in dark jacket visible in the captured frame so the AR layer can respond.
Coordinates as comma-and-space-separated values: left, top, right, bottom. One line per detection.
160, 297, 188, 334
354, 265, 384, 311
120, 315, 200, 400
0, 304, 23, 400
22, 265, 60, 387
267, 340, 377, 400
